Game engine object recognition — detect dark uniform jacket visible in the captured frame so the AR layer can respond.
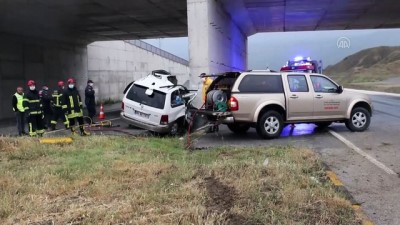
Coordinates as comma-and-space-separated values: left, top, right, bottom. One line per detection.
23, 89, 43, 115
85, 85, 95, 107
62, 87, 83, 118
52, 87, 64, 108
40, 89, 52, 114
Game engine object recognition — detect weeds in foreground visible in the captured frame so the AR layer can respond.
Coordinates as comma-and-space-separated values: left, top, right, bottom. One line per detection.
0, 136, 360, 225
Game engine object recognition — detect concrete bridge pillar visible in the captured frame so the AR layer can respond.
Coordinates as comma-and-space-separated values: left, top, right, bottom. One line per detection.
187, 0, 248, 80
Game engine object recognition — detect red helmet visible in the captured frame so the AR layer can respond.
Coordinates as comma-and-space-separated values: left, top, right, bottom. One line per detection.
27, 80, 35, 86
67, 78, 76, 84
58, 81, 65, 87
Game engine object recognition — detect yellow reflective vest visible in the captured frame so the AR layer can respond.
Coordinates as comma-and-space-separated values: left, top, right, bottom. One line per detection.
13, 93, 25, 112
202, 77, 213, 104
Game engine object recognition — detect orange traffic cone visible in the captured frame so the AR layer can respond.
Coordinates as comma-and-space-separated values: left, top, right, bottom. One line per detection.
98, 103, 105, 120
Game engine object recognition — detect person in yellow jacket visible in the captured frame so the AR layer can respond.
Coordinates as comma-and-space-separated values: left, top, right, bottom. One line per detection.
12, 87, 27, 136
200, 73, 213, 105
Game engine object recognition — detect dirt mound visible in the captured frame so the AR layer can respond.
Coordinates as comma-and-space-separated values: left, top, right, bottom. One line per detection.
202, 174, 260, 225
204, 175, 236, 213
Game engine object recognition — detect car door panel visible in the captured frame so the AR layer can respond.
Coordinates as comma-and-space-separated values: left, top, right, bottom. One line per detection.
285, 74, 314, 121
310, 75, 347, 118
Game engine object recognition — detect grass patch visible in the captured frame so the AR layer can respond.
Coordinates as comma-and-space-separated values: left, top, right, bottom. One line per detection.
0, 136, 361, 224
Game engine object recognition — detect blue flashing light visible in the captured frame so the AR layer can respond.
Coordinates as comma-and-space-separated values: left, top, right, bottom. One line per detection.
294, 56, 304, 61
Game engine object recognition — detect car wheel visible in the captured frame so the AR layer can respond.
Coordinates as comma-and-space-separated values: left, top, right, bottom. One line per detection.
315, 122, 332, 128
345, 107, 370, 132
227, 123, 250, 134
169, 122, 180, 136
170, 118, 186, 136
256, 111, 283, 139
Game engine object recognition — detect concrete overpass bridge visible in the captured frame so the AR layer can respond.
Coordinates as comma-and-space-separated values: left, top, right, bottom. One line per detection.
1, 0, 400, 119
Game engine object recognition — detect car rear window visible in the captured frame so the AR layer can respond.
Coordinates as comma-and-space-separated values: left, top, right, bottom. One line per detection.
126, 84, 166, 109
238, 75, 284, 93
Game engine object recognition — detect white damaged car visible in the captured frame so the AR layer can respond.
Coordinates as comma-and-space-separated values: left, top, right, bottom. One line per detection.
121, 70, 196, 135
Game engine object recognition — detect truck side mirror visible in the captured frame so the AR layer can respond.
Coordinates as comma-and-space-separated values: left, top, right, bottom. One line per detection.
337, 85, 343, 94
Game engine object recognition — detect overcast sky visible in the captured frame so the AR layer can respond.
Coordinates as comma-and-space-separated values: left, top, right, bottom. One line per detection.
143, 28, 400, 70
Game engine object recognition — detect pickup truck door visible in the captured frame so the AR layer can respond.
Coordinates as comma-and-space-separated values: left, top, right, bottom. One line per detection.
310, 75, 347, 118
285, 74, 314, 121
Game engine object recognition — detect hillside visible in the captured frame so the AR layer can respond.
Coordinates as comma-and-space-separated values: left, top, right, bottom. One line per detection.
324, 46, 400, 93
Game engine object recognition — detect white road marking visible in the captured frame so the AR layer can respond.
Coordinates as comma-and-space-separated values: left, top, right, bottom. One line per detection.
328, 130, 396, 175
46, 118, 121, 134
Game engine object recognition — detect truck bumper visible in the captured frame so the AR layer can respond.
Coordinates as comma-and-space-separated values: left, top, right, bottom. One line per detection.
187, 109, 234, 124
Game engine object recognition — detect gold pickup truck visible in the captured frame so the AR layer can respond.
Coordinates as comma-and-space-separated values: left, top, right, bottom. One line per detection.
198, 70, 373, 139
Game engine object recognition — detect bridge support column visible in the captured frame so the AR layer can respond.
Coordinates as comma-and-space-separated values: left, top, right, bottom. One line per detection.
187, 0, 248, 80
0, 35, 88, 120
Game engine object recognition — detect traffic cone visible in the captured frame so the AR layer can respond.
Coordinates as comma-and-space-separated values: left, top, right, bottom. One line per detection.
99, 103, 105, 120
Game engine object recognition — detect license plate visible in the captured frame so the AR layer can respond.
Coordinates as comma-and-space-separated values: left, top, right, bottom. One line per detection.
134, 110, 150, 118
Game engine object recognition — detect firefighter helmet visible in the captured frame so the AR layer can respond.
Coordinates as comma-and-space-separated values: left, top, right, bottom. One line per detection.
27, 80, 35, 86
67, 78, 76, 84
58, 81, 65, 87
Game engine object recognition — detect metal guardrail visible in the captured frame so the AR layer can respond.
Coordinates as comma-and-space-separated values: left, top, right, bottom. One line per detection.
126, 40, 189, 66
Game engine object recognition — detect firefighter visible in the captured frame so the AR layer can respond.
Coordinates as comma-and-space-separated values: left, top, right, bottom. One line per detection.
85, 79, 96, 124
200, 73, 213, 105
50, 81, 69, 130
62, 78, 90, 136
24, 80, 45, 137
39, 85, 53, 130
12, 86, 27, 136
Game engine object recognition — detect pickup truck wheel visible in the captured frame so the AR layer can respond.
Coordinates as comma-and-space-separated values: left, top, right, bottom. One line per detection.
256, 111, 283, 139
345, 107, 370, 132
227, 123, 250, 134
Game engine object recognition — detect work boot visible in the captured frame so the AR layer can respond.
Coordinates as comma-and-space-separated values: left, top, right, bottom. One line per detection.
70, 127, 77, 135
